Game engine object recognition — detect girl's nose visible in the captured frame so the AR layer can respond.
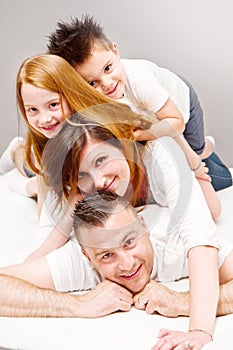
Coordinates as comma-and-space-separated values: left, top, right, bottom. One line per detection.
39, 111, 52, 125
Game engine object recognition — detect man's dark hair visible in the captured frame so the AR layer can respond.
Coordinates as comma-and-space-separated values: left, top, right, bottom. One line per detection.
47, 14, 113, 67
73, 190, 132, 234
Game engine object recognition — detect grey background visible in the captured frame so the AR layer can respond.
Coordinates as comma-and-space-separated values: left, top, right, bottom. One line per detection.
1, 0, 232, 166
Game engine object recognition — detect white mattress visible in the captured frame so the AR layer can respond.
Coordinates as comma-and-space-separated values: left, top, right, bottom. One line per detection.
0, 171, 233, 350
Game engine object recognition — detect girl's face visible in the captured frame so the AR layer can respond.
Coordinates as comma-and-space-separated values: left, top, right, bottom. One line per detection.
21, 83, 71, 138
78, 137, 131, 197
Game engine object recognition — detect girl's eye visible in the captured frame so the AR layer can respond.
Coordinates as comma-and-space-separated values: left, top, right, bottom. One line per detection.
50, 102, 59, 109
95, 156, 106, 166
28, 107, 37, 113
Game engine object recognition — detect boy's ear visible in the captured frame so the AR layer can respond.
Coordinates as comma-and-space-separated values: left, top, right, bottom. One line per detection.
112, 42, 120, 56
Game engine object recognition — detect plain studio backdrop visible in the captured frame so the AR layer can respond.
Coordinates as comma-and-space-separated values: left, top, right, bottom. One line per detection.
0, 0, 232, 166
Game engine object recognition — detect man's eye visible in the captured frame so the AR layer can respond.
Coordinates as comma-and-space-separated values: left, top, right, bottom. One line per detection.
102, 252, 113, 260
123, 238, 136, 248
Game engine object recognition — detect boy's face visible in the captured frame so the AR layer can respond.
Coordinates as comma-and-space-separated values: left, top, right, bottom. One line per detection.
75, 44, 127, 100
79, 208, 154, 294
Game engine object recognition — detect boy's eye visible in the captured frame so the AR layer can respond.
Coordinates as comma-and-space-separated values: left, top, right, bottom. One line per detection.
89, 81, 97, 87
105, 64, 112, 72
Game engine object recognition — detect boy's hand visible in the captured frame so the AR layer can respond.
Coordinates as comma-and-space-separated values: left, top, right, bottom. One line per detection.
193, 161, 211, 182
133, 127, 157, 141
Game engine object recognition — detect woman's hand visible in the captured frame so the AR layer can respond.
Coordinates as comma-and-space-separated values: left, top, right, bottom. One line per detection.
152, 328, 212, 350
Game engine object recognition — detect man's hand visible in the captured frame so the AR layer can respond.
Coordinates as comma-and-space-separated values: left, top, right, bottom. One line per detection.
133, 280, 189, 317
74, 280, 133, 318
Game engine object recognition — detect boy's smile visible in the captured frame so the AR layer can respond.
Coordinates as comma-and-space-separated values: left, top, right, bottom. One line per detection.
75, 45, 127, 100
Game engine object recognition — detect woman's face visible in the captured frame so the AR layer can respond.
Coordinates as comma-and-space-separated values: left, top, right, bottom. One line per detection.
78, 137, 131, 197
21, 83, 71, 138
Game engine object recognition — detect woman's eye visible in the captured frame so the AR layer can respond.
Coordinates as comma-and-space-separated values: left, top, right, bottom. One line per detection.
78, 172, 86, 180
95, 156, 106, 166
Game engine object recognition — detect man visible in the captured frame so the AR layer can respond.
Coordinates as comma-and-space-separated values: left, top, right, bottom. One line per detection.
0, 190, 233, 320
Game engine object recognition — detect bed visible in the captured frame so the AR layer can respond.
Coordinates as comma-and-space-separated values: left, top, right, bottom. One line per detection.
0, 170, 233, 350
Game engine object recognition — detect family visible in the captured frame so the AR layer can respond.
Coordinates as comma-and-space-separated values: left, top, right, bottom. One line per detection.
0, 15, 233, 350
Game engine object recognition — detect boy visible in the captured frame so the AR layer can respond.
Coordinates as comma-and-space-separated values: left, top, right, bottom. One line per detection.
47, 15, 232, 191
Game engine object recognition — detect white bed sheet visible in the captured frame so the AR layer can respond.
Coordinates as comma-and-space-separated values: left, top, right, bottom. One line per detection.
0, 171, 233, 350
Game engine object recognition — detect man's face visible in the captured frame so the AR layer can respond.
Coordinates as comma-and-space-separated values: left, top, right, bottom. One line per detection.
79, 207, 154, 294
75, 45, 127, 100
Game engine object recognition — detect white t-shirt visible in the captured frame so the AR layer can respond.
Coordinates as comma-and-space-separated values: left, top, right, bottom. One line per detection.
121, 59, 190, 123
44, 137, 230, 292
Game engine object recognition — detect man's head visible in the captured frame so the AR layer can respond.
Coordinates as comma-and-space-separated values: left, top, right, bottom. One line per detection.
73, 190, 154, 293
47, 15, 127, 99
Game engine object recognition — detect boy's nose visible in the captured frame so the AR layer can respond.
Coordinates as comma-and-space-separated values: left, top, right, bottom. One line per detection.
101, 76, 112, 91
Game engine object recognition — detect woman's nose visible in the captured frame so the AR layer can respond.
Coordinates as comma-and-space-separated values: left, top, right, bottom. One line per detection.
94, 169, 108, 190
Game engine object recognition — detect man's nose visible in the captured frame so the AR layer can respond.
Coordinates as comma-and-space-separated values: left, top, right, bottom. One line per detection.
118, 251, 135, 272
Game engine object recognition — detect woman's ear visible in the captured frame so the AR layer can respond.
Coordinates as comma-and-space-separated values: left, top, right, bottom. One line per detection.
81, 248, 92, 263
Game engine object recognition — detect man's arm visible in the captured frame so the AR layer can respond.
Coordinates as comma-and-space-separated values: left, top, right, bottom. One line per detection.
133, 279, 233, 317
0, 274, 133, 318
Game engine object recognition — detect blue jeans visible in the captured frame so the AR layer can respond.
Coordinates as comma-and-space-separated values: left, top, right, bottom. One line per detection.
204, 152, 232, 191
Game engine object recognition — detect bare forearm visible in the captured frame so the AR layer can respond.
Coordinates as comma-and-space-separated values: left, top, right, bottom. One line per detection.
0, 274, 81, 317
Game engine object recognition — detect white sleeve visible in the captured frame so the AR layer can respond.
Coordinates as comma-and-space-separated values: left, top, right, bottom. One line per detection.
123, 59, 169, 112
144, 137, 219, 253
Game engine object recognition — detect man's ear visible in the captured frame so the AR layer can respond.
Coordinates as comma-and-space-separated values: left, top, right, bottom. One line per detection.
81, 248, 91, 263
112, 42, 120, 56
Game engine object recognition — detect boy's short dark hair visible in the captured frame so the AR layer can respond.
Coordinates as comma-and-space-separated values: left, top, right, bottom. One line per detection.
47, 14, 113, 67
73, 190, 132, 234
